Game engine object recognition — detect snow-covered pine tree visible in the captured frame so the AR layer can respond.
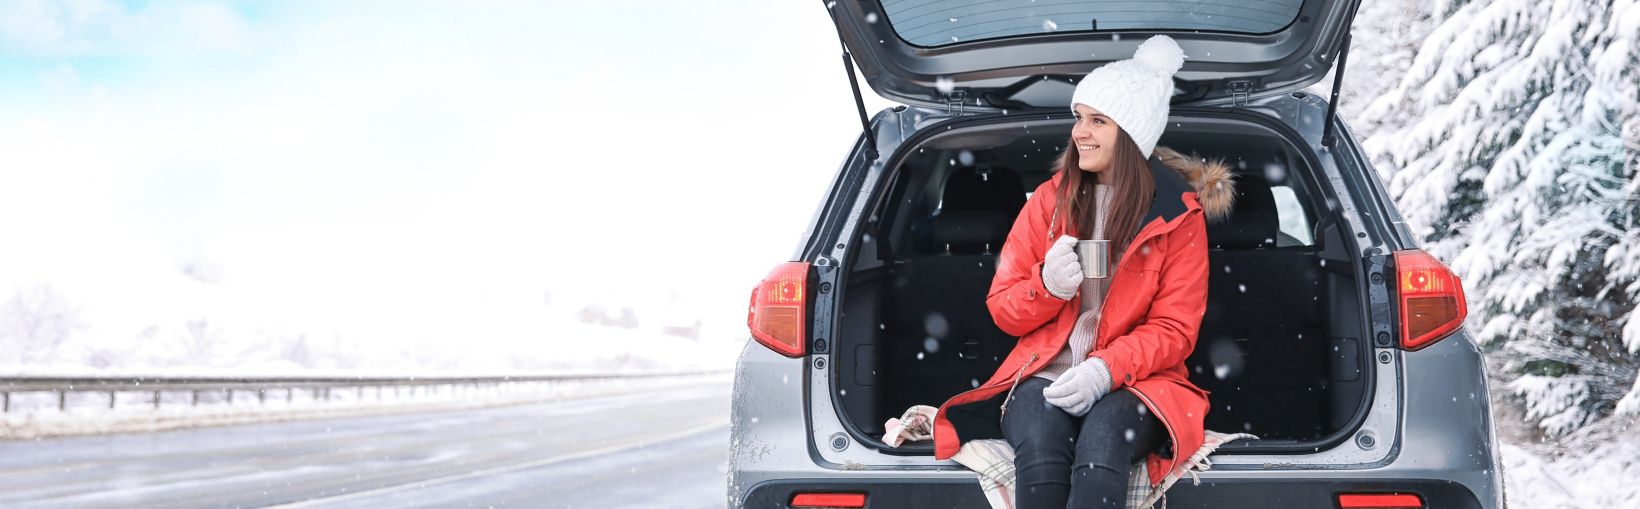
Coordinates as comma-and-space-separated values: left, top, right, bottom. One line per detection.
1334, 0, 1639, 437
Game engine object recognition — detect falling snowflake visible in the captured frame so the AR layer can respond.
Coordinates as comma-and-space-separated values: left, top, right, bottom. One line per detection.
925, 312, 950, 338
1264, 161, 1287, 183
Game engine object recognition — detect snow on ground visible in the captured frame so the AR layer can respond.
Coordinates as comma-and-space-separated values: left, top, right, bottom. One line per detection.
0, 242, 746, 377
519, 320, 744, 372
1, 372, 731, 440
1499, 417, 1640, 508
0, 315, 744, 378
1490, 377, 1640, 508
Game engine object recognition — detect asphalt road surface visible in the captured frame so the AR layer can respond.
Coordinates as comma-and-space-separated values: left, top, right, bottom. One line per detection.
0, 382, 733, 508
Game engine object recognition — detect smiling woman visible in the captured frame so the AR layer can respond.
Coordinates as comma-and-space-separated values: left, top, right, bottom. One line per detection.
878, 0, 1306, 46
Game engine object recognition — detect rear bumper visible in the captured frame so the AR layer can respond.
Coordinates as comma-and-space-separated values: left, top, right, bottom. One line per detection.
728, 338, 1502, 509
744, 479, 988, 508
1166, 479, 1485, 508
744, 478, 1487, 508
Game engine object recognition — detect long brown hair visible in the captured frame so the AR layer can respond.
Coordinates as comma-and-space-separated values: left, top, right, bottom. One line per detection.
1048, 128, 1155, 266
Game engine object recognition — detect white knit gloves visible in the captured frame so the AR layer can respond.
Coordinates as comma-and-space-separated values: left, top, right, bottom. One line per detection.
1043, 357, 1113, 416
1041, 235, 1082, 300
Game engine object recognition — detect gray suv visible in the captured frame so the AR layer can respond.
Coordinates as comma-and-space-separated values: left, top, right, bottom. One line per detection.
730, 1, 1505, 507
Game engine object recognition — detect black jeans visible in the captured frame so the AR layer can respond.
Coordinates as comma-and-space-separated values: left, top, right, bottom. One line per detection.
1001, 377, 1165, 509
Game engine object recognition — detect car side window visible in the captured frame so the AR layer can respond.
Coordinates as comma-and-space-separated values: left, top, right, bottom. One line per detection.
1270, 185, 1314, 246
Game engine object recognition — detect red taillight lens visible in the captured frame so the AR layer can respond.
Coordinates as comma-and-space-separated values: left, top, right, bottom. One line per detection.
1394, 249, 1468, 351
748, 261, 810, 357
1338, 492, 1424, 508
790, 492, 866, 508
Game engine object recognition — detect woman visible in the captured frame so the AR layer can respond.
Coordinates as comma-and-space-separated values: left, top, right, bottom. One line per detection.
930, 35, 1236, 508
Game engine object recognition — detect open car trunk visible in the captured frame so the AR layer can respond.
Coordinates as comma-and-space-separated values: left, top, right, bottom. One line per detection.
831, 110, 1373, 454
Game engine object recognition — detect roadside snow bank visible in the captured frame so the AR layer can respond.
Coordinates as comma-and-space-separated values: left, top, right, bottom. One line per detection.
1, 371, 730, 440
1500, 417, 1640, 508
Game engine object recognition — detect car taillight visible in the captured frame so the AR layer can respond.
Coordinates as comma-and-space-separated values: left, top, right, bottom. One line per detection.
790, 492, 866, 508
748, 261, 810, 357
1393, 249, 1468, 351
1338, 492, 1424, 508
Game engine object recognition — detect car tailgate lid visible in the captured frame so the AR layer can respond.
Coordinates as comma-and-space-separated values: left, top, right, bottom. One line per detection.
825, 0, 1360, 109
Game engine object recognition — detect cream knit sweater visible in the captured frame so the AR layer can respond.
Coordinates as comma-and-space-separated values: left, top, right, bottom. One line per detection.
1034, 183, 1117, 382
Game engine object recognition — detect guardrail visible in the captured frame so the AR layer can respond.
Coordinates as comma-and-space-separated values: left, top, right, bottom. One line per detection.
0, 370, 728, 413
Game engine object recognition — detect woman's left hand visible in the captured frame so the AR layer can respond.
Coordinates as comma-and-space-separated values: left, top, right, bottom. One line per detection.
1042, 357, 1113, 416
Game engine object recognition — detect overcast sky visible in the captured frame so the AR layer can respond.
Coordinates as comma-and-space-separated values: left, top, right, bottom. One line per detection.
0, 0, 896, 358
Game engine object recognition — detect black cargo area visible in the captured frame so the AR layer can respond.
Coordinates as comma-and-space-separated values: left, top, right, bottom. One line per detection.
831, 114, 1372, 453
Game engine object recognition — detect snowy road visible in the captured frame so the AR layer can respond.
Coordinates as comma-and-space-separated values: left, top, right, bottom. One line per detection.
0, 381, 732, 509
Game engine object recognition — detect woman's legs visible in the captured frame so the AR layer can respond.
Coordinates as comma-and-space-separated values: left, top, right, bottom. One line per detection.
1067, 389, 1165, 509
1001, 377, 1077, 508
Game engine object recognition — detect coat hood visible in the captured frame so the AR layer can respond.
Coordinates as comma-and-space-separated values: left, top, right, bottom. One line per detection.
1154, 146, 1237, 224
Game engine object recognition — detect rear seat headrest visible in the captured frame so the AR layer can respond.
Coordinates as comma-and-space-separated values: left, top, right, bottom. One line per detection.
930, 166, 1026, 254
1207, 171, 1279, 249
932, 211, 1013, 253
941, 165, 1025, 213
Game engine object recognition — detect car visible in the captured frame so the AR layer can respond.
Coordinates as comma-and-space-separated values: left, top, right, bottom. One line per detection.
729, 1, 1505, 507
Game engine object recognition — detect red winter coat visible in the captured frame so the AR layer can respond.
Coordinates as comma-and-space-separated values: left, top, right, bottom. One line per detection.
932, 147, 1237, 487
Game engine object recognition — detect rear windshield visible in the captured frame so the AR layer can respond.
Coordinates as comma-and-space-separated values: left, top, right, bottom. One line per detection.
879, 0, 1304, 47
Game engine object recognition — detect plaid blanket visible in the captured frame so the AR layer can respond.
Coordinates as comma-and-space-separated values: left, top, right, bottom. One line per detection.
884, 405, 1258, 509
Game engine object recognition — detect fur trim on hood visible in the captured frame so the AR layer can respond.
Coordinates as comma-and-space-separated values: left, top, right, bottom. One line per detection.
1154, 146, 1237, 224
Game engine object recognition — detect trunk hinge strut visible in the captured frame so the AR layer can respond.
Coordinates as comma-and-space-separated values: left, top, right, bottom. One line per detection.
1322, 32, 1353, 147
838, 43, 879, 163
826, 1, 878, 161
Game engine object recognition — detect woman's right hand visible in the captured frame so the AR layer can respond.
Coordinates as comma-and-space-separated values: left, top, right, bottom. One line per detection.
1041, 235, 1081, 300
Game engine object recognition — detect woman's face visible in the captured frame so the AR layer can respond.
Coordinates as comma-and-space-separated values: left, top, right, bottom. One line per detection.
1071, 103, 1119, 173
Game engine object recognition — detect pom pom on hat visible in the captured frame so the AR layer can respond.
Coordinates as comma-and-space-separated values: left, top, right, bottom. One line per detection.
1132, 35, 1184, 75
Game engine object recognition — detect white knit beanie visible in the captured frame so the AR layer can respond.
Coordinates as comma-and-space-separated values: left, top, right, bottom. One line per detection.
1069, 35, 1185, 158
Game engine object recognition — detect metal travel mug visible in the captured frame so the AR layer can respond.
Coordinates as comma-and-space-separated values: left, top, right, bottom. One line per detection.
1075, 239, 1110, 279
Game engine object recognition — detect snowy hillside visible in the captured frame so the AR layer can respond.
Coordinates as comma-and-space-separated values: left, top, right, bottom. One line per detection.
0, 275, 741, 377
